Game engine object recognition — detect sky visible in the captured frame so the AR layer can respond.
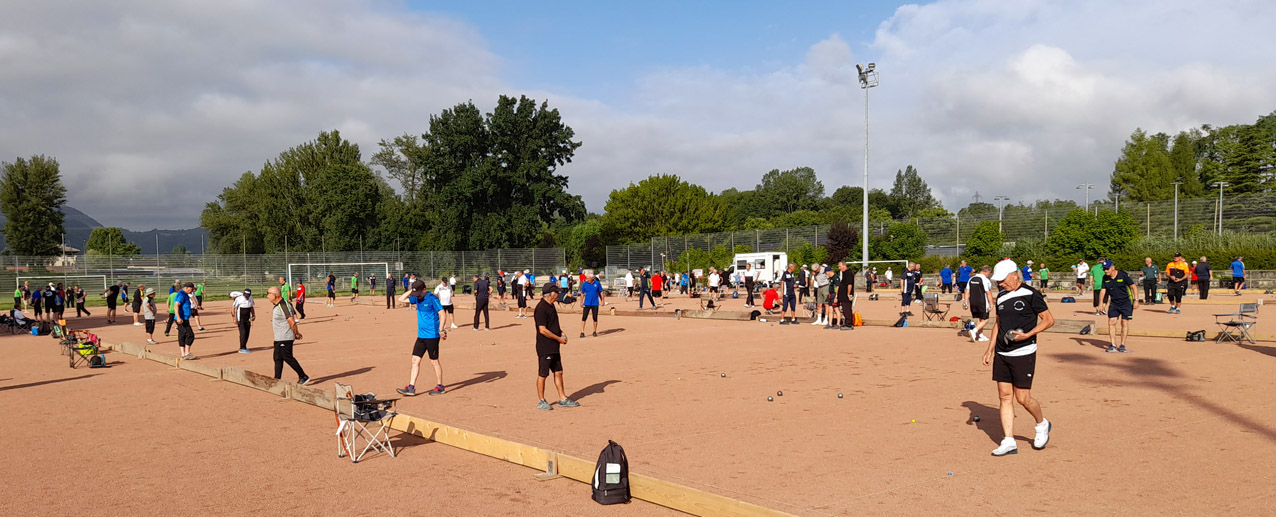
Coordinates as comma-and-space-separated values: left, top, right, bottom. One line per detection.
2, 0, 1274, 230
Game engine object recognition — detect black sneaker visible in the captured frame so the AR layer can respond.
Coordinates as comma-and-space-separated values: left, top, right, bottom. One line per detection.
1118, 345, 1129, 353
592, 332, 598, 337
580, 332, 586, 338
1105, 345, 1118, 353
779, 320, 790, 325
396, 386, 417, 396
298, 376, 311, 386
427, 385, 445, 396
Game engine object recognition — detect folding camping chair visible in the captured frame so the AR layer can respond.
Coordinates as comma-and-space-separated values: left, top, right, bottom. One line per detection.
923, 293, 951, 322
68, 333, 107, 369
1213, 303, 1258, 344
6, 310, 32, 334
334, 383, 400, 463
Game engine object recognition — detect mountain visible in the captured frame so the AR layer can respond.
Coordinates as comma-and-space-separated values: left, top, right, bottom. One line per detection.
0, 206, 208, 254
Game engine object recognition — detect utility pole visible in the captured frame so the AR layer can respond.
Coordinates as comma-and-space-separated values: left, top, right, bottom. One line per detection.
856, 61, 879, 270
1172, 180, 1182, 239
1212, 181, 1229, 235
1076, 183, 1095, 211
994, 196, 1010, 234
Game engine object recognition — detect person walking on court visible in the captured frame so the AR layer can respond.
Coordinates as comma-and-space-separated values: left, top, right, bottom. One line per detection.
811, 264, 830, 326
174, 283, 197, 360
637, 267, 656, 309
326, 273, 336, 307
515, 270, 530, 318
624, 269, 634, 301
132, 284, 144, 325
983, 259, 1054, 457
1075, 260, 1089, 295
835, 262, 855, 330
535, 284, 579, 411
266, 287, 309, 385
1165, 253, 1189, 314
277, 277, 291, 306
940, 264, 954, 294
967, 265, 993, 342
434, 277, 457, 328
142, 288, 158, 344
473, 273, 491, 331
120, 282, 131, 313
349, 273, 360, 304
743, 263, 757, 308
1140, 257, 1160, 304
1101, 260, 1136, 353
74, 284, 90, 317
1231, 256, 1246, 295
1195, 257, 1211, 300
1090, 259, 1106, 315
164, 285, 179, 337
231, 289, 255, 354
779, 263, 798, 325
293, 281, 306, 320
385, 273, 397, 309
396, 280, 446, 396
579, 273, 605, 338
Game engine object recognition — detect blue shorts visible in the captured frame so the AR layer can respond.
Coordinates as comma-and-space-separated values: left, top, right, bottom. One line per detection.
782, 294, 796, 312
1108, 301, 1134, 320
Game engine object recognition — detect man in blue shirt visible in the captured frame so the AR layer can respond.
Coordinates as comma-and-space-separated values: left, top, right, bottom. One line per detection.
940, 265, 954, 294
174, 282, 197, 360
1231, 257, 1246, 295
30, 287, 43, 323
396, 280, 447, 396
578, 273, 606, 338
1021, 260, 1034, 284
957, 260, 974, 302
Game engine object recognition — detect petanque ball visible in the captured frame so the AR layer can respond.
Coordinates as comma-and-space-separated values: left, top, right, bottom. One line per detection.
721, 373, 726, 377
973, 415, 981, 422
777, 390, 783, 396
837, 393, 843, 398
767, 396, 773, 402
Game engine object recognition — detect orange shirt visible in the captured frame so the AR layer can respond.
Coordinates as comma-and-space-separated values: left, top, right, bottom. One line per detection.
1166, 260, 1190, 282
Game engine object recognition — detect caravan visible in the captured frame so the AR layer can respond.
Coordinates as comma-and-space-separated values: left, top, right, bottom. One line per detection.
726, 252, 789, 286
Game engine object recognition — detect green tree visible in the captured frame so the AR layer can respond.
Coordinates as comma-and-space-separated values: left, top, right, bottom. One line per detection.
0, 155, 67, 255
1110, 129, 1176, 202
600, 174, 728, 243
888, 165, 940, 218
752, 167, 825, 218
1168, 130, 1205, 197
1045, 209, 1141, 260
825, 221, 860, 263
85, 227, 142, 255
964, 221, 1004, 258
170, 244, 190, 254
873, 222, 926, 260
370, 133, 430, 204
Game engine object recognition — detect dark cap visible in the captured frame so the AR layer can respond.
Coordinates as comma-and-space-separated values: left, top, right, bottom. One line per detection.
183, 282, 195, 288
542, 284, 560, 295
411, 279, 427, 293
1174, 252, 1183, 257
243, 288, 252, 295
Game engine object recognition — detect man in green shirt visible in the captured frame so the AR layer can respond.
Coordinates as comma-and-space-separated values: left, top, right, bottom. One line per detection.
192, 282, 206, 330
1139, 257, 1161, 304
165, 288, 180, 336
350, 273, 360, 303
13, 286, 22, 311
1090, 259, 1106, 315
1038, 266, 1049, 291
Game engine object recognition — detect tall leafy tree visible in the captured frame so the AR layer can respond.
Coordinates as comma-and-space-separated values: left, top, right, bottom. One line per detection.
825, 221, 860, 263
752, 167, 825, 218
888, 165, 939, 218
1110, 129, 1176, 201
0, 155, 67, 255
1045, 209, 1140, 260
873, 222, 927, 260
1167, 130, 1205, 197
371, 134, 430, 204
964, 221, 1004, 258
601, 174, 728, 243
85, 227, 142, 255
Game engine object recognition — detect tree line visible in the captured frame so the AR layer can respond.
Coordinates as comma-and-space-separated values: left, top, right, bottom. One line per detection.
1110, 111, 1276, 201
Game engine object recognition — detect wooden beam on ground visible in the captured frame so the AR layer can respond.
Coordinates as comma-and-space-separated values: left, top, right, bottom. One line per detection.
289, 384, 335, 410
221, 366, 287, 396
142, 350, 178, 367
178, 360, 222, 379
1089, 327, 1276, 343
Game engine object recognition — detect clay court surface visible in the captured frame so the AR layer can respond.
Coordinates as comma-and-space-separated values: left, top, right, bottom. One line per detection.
5, 289, 1276, 515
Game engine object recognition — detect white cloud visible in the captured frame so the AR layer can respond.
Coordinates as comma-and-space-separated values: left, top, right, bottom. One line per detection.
3, 0, 1275, 231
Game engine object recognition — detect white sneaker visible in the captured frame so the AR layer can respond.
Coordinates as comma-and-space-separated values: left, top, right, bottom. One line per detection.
992, 437, 1018, 456
977, 334, 990, 342
133, 322, 142, 326
1033, 419, 1051, 450
450, 323, 458, 329
811, 316, 823, 326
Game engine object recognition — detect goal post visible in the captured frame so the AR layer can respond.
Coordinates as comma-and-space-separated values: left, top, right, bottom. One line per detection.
286, 262, 389, 292
17, 275, 109, 291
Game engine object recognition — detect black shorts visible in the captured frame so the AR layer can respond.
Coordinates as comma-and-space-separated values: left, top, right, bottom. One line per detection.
442, 304, 454, 314
1108, 301, 1134, 320
132, 301, 142, 312
34, 302, 43, 315
196, 295, 203, 306
709, 286, 719, 293
652, 290, 662, 297
107, 298, 117, 310
327, 289, 335, 298
781, 294, 796, 312
1234, 276, 1245, 286
145, 319, 156, 333
1093, 290, 1102, 307
177, 321, 195, 346
517, 295, 527, 308
538, 353, 563, 377
992, 352, 1036, 389
190, 308, 199, 316
971, 308, 989, 320
351, 288, 359, 294
412, 337, 441, 360
958, 283, 967, 293
901, 292, 913, 306
582, 305, 599, 322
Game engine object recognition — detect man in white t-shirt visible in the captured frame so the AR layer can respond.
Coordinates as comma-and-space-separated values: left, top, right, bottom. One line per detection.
449, 276, 457, 289
1075, 261, 1089, 294
516, 270, 531, 318
624, 270, 635, 300
435, 279, 457, 328
231, 290, 256, 353
707, 268, 721, 299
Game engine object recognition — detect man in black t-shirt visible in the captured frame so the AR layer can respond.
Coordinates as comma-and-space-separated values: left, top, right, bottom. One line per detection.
835, 262, 855, 330
105, 282, 122, 324
1194, 257, 1211, 300
983, 259, 1055, 457
637, 267, 655, 309
779, 263, 798, 325
1101, 260, 1138, 353
900, 263, 918, 310
967, 265, 993, 343
534, 285, 579, 411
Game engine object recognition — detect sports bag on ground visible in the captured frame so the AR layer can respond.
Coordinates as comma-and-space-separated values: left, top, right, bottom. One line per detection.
1060, 297, 1075, 303
1186, 330, 1206, 342
592, 440, 630, 505
893, 315, 907, 327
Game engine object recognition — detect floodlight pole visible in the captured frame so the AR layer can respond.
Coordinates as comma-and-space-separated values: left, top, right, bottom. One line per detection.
1076, 183, 1095, 211
994, 196, 1010, 234
1172, 180, 1182, 239
1212, 181, 1229, 235
857, 62, 878, 269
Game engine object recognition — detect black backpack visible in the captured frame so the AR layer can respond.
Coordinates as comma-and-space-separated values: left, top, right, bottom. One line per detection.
1060, 297, 1076, 303
38, 320, 52, 336
893, 314, 908, 327
1186, 330, 1206, 342
592, 440, 630, 505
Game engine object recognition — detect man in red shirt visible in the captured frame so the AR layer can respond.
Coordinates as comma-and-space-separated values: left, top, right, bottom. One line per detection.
763, 286, 780, 312
651, 270, 664, 298
294, 281, 307, 320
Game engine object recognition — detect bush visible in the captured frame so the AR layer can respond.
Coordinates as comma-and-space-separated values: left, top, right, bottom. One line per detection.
873, 222, 927, 261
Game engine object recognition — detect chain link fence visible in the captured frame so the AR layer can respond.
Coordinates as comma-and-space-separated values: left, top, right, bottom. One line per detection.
607, 192, 1276, 271
2, 248, 565, 296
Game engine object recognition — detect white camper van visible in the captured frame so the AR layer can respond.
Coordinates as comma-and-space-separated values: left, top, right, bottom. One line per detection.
727, 252, 789, 286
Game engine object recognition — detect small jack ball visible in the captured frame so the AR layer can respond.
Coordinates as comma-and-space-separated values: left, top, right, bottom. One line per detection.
837, 393, 843, 398
973, 415, 981, 422
767, 396, 773, 401
721, 373, 726, 377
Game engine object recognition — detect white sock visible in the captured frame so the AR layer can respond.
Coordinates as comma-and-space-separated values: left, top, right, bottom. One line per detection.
1036, 419, 1049, 430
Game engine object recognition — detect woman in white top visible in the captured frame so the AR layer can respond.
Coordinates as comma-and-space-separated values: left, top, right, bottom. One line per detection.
434, 279, 457, 328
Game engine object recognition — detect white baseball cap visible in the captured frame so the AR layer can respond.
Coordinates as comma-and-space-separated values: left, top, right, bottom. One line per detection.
1027, 260, 1034, 264
990, 259, 1019, 282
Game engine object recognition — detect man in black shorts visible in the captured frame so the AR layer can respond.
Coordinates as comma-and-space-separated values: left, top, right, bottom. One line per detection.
534, 285, 579, 410
396, 280, 447, 396
983, 259, 1054, 457
1101, 260, 1137, 353
967, 265, 993, 343
900, 262, 917, 311
835, 261, 855, 330
779, 263, 798, 325
105, 281, 122, 324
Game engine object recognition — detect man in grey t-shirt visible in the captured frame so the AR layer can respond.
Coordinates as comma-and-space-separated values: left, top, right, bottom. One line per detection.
267, 287, 309, 385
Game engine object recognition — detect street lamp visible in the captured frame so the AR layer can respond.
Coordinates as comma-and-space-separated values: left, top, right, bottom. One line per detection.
1075, 183, 1095, 211
1212, 181, 1229, 235
857, 62, 878, 270
1172, 179, 1182, 239
994, 195, 1011, 234
1113, 188, 1123, 214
